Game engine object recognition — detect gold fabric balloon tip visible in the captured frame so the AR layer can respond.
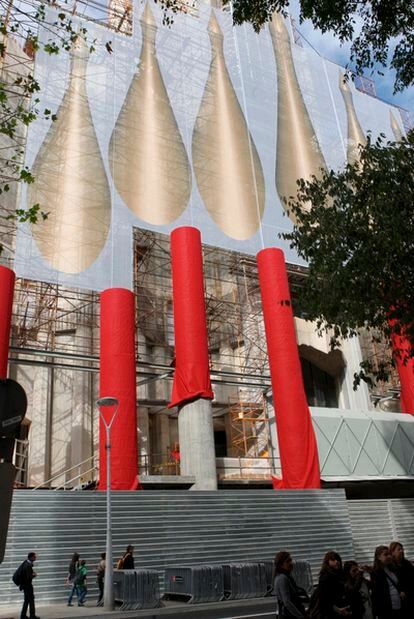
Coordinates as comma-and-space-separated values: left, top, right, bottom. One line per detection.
390, 110, 403, 142
28, 44, 111, 274
339, 70, 366, 164
192, 10, 265, 240
208, 12, 223, 38
109, 0, 191, 225
271, 11, 326, 222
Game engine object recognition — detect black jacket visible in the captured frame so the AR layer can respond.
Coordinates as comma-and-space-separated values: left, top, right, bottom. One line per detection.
371, 568, 402, 619
122, 553, 134, 569
395, 559, 414, 611
20, 560, 35, 589
318, 569, 348, 619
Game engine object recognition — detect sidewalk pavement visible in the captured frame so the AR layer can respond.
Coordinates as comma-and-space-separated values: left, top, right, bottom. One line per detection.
0, 597, 276, 619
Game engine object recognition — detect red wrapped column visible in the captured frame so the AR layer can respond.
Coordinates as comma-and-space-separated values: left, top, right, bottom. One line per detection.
168, 227, 214, 408
257, 248, 320, 489
391, 333, 414, 415
0, 266, 15, 379
99, 288, 139, 490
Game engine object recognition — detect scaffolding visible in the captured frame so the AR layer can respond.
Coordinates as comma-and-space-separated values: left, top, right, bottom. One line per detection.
134, 228, 274, 460
227, 398, 270, 458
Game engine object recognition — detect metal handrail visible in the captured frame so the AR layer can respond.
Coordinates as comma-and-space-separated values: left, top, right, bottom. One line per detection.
54, 465, 99, 491
32, 454, 97, 490
31, 452, 280, 490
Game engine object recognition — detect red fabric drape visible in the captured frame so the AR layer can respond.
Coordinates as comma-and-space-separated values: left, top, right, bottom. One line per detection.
99, 288, 139, 490
168, 226, 214, 408
257, 248, 321, 489
0, 266, 15, 379
391, 332, 414, 415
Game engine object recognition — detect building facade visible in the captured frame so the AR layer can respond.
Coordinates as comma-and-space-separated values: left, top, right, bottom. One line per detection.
2, 0, 414, 492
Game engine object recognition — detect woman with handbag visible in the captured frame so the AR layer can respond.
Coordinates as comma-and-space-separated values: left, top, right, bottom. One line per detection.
371, 545, 407, 618
274, 551, 307, 619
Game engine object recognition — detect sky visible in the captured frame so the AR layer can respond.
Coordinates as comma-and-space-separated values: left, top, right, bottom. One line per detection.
289, 6, 414, 117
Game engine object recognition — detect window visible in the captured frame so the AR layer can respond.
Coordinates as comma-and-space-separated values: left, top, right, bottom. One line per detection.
300, 357, 338, 408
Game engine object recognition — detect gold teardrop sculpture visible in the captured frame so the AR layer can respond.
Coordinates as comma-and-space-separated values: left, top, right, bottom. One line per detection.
339, 72, 367, 164
270, 13, 326, 221
390, 110, 403, 142
192, 12, 265, 241
109, 3, 191, 225
28, 38, 111, 274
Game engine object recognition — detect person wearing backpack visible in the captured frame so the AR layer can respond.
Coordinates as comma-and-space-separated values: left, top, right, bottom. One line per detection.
117, 545, 134, 570
75, 560, 88, 606
66, 552, 80, 607
13, 551, 39, 619
274, 551, 306, 618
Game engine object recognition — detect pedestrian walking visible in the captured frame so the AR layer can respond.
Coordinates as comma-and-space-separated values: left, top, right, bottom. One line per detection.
66, 552, 80, 607
76, 560, 88, 606
96, 552, 106, 606
14, 551, 39, 619
273, 550, 306, 618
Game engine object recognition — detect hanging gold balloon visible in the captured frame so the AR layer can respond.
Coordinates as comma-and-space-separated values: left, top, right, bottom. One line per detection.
339, 71, 366, 164
109, 3, 191, 225
192, 12, 265, 241
270, 13, 326, 222
390, 110, 403, 142
28, 38, 111, 274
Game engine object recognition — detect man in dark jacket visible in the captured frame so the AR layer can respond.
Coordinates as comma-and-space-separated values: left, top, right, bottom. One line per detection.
19, 552, 39, 619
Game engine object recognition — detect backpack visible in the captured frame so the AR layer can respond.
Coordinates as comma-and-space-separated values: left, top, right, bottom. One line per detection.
308, 585, 322, 619
12, 562, 24, 587
116, 557, 124, 570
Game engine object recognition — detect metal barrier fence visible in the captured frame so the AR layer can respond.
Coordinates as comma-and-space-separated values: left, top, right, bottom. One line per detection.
164, 560, 312, 604
113, 569, 161, 610
164, 565, 224, 604
223, 562, 268, 600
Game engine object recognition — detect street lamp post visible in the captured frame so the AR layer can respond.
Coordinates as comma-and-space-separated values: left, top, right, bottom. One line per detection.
97, 396, 119, 611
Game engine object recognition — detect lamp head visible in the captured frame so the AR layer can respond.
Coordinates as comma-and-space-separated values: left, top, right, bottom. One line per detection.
97, 396, 119, 407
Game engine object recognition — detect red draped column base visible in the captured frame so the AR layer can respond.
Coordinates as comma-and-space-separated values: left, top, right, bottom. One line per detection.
99, 288, 139, 490
168, 227, 213, 409
257, 248, 320, 489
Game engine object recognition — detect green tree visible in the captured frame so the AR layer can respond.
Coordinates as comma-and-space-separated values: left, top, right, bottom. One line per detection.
230, 0, 414, 92
281, 132, 414, 386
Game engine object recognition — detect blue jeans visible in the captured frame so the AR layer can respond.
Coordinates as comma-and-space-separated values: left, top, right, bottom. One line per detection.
67, 582, 78, 605
78, 587, 87, 605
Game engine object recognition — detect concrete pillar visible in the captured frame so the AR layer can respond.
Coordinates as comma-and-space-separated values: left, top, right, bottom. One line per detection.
138, 406, 150, 474
339, 336, 371, 411
178, 398, 217, 490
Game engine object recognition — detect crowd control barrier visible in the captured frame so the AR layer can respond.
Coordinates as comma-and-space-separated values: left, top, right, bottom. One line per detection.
113, 569, 161, 610
222, 562, 268, 600
292, 559, 314, 595
164, 565, 224, 603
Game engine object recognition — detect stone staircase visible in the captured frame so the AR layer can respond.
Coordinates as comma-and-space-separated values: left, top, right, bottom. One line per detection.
0, 489, 353, 605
